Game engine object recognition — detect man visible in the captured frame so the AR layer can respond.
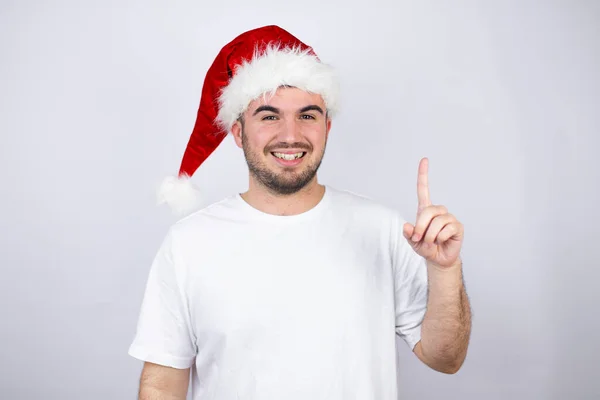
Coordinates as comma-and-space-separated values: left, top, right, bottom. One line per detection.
128, 25, 471, 399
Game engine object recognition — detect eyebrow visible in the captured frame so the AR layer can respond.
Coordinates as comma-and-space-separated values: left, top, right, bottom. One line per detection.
252, 105, 280, 116
252, 105, 325, 116
299, 105, 324, 115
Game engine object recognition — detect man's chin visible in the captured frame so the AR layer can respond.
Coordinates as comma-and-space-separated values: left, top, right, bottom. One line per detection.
261, 175, 316, 195
247, 159, 320, 194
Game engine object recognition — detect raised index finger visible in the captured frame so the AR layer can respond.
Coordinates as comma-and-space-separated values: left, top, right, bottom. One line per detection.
417, 157, 431, 212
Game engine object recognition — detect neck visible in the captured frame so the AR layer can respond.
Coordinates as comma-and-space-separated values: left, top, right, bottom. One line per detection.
240, 177, 325, 216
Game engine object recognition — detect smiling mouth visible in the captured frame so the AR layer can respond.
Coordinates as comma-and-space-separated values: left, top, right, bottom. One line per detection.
271, 152, 306, 160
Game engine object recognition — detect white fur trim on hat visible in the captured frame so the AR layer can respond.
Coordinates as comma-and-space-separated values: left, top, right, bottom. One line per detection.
216, 44, 339, 131
157, 175, 203, 217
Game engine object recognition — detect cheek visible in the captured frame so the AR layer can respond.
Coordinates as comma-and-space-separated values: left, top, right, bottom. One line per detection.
255, 125, 286, 148
245, 130, 273, 153
305, 126, 328, 147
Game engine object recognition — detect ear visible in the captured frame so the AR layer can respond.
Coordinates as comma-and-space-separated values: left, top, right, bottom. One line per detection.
231, 120, 243, 149
325, 118, 332, 139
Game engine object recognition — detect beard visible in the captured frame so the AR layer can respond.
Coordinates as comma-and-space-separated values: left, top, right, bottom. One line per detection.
241, 132, 325, 196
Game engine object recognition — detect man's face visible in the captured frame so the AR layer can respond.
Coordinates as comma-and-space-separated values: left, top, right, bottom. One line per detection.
231, 86, 332, 195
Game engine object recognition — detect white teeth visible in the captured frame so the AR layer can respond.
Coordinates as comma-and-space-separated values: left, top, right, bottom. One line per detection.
273, 152, 304, 160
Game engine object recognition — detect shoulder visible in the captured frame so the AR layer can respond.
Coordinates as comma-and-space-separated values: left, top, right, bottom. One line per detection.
326, 186, 415, 258
165, 194, 241, 239
324, 185, 414, 243
326, 185, 407, 222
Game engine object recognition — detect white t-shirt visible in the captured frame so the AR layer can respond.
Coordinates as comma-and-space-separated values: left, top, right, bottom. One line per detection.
128, 185, 428, 399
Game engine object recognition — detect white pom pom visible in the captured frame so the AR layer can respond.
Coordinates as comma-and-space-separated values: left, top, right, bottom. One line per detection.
157, 175, 202, 217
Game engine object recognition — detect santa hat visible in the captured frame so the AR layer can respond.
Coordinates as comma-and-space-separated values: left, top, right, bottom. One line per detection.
157, 25, 340, 216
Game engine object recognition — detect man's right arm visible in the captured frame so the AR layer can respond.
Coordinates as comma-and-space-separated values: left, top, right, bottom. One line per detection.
130, 229, 197, 398
138, 362, 190, 400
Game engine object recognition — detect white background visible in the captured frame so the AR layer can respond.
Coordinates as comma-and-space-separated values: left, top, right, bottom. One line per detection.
1, 0, 599, 399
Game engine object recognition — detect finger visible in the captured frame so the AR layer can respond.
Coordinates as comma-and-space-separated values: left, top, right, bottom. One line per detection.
403, 223, 426, 251
422, 214, 455, 244
436, 221, 463, 243
411, 205, 447, 242
417, 157, 431, 213
403, 222, 415, 240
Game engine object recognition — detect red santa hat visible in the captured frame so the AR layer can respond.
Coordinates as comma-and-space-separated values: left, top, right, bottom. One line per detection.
157, 25, 340, 216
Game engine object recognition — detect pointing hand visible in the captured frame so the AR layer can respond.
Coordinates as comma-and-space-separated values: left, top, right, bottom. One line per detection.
402, 158, 464, 268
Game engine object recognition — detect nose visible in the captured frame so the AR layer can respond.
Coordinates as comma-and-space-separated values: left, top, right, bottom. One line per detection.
277, 117, 303, 143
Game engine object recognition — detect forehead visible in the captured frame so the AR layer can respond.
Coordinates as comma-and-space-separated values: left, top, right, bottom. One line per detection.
246, 86, 326, 111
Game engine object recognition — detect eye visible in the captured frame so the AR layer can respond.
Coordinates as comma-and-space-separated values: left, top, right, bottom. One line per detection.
300, 114, 316, 120
262, 115, 278, 121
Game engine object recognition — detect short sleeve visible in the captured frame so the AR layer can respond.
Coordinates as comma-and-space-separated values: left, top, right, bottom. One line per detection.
128, 229, 197, 369
392, 214, 429, 350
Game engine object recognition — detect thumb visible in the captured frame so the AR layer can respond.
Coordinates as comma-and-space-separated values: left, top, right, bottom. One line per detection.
403, 222, 415, 242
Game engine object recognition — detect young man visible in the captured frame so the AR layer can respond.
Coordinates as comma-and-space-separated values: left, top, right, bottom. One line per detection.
128, 25, 471, 399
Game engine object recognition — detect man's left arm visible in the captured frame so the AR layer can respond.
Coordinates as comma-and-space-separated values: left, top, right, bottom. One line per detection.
402, 157, 472, 374
413, 259, 471, 374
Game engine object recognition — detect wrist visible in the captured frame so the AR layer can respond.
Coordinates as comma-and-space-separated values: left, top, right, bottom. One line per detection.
426, 258, 465, 296
427, 257, 462, 273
